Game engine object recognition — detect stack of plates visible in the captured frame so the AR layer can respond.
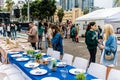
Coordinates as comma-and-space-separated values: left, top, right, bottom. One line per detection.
69, 68, 86, 75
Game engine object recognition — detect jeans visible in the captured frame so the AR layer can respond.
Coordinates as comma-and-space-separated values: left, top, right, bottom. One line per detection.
0, 30, 2, 35
3, 30, 7, 37
11, 30, 16, 39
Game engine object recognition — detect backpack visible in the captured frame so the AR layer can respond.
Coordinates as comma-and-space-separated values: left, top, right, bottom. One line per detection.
71, 27, 77, 37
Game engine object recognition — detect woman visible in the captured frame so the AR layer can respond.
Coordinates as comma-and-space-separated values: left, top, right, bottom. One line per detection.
38, 22, 44, 50
48, 25, 63, 59
85, 22, 98, 64
99, 24, 117, 80
46, 23, 53, 48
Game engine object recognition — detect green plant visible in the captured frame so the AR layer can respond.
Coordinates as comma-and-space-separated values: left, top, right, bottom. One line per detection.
26, 49, 35, 55
76, 73, 86, 80
35, 53, 42, 60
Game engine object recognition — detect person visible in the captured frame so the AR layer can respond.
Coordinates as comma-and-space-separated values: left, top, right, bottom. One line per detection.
76, 24, 80, 43
0, 23, 3, 35
85, 22, 98, 64
44, 22, 48, 49
10, 23, 16, 40
14, 24, 17, 38
99, 24, 117, 80
6, 24, 11, 38
46, 23, 53, 48
2, 23, 7, 39
38, 22, 44, 50
70, 24, 77, 42
48, 25, 63, 59
98, 25, 102, 39
26, 22, 38, 50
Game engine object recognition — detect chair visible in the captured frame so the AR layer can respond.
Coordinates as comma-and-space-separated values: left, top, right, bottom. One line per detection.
108, 69, 120, 80
62, 53, 73, 65
47, 48, 53, 56
0, 64, 14, 71
4, 67, 21, 75
52, 51, 60, 60
87, 63, 107, 80
7, 73, 26, 80
72, 57, 88, 70
0, 72, 8, 80
0, 62, 2, 66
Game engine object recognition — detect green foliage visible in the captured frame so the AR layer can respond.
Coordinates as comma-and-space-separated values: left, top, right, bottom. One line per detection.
5, 0, 14, 12
21, 4, 27, 17
114, 0, 120, 6
35, 53, 42, 60
83, 8, 89, 15
26, 49, 35, 55
22, 0, 56, 21
57, 8, 64, 23
76, 73, 86, 80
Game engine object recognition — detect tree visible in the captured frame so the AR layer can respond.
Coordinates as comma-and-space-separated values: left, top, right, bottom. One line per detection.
114, 0, 120, 6
38, 0, 56, 20
83, 8, 89, 14
22, 0, 56, 21
5, 0, 14, 12
57, 8, 64, 23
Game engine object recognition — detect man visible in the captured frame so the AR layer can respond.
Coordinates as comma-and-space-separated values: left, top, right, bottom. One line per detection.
75, 24, 80, 43
26, 22, 38, 49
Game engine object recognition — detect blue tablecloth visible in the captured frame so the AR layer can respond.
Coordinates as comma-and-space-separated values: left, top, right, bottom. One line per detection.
8, 52, 97, 80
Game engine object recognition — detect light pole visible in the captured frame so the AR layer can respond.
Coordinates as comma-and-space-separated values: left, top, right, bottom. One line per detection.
27, 0, 30, 22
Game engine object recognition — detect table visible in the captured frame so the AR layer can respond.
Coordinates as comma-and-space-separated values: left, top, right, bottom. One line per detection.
0, 36, 33, 63
8, 52, 97, 80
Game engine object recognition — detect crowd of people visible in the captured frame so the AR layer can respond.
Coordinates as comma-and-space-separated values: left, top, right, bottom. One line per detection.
0, 23, 17, 40
25, 22, 80, 59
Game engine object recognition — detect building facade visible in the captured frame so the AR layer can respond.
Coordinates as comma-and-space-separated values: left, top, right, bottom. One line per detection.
54, 7, 83, 23
0, 0, 4, 10
59, 0, 94, 11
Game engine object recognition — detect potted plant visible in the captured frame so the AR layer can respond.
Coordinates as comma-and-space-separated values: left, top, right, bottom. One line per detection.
26, 49, 35, 58
35, 53, 42, 60
76, 73, 86, 80
35, 53, 43, 64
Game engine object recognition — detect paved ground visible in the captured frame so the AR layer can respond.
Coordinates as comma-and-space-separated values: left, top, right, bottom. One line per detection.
42, 37, 120, 70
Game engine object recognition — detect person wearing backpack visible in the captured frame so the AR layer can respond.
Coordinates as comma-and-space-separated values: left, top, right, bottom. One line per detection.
70, 24, 77, 42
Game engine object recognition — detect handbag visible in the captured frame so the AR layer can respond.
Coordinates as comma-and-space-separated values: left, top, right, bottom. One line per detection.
104, 50, 114, 60
104, 37, 117, 61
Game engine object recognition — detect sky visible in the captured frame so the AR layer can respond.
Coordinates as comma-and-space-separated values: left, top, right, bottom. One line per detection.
13, 0, 113, 8
94, 0, 113, 8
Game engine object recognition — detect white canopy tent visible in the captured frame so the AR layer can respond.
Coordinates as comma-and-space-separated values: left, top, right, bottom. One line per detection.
105, 12, 120, 23
75, 7, 120, 36
105, 12, 120, 38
